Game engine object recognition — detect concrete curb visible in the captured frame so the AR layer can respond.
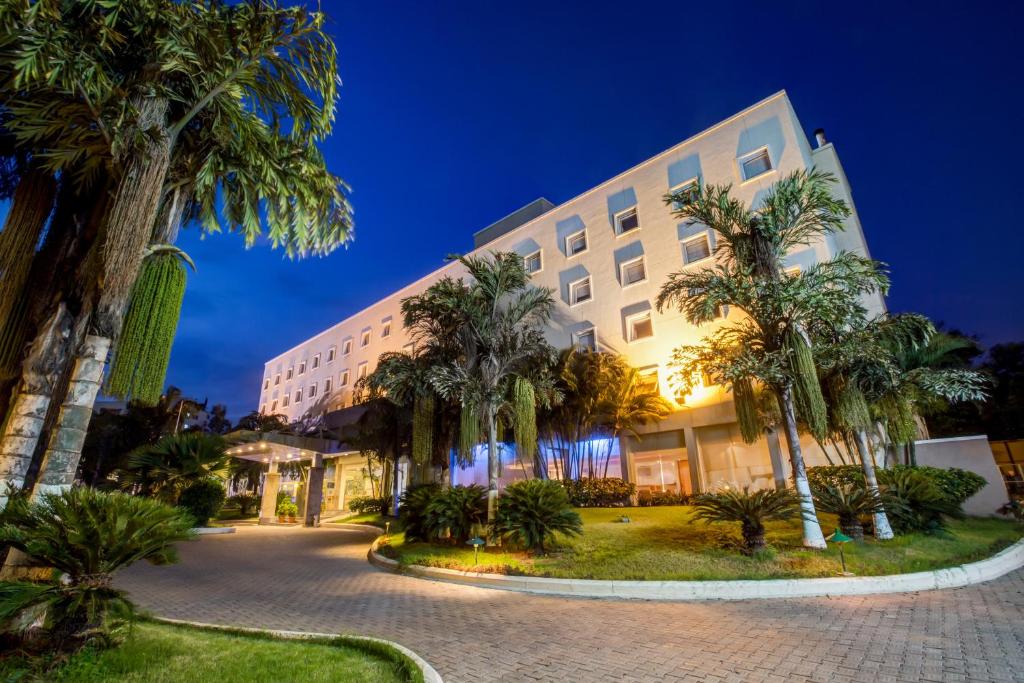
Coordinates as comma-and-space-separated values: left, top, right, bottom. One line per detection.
152, 617, 443, 683
191, 526, 236, 535
368, 535, 1024, 601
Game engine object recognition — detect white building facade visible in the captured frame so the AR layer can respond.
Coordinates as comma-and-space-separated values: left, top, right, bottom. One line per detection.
256, 91, 882, 504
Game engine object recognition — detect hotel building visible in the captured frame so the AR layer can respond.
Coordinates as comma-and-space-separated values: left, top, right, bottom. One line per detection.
247, 91, 884, 515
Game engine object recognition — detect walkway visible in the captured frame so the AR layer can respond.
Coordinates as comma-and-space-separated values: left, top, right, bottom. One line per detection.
117, 526, 1024, 683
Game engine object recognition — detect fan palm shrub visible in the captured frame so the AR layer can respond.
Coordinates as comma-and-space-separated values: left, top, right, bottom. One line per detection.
879, 468, 963, 535
0, 488, 194, 650
176, 478, 226, 527
118, 432, 229, 503
424, 485, 487, 544
398, 483, 442, 542
692, 486, 800, 554
493, 480, 583, 554
811, 484, 883, 541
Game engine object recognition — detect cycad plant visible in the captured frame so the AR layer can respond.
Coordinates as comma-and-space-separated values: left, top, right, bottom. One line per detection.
118, 432, 230, 503
880, 468, 963, 535
811, 484, 883, 541
398, 483, 442, 542
0, 488, 194, 649
692, 486, 800, 554
493, 480, 583, 554
424, 485, 488, 544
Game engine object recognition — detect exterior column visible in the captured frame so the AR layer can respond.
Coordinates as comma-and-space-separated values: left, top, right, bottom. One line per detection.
683, 426, 703, 494
304, 453, 325, 527
259, 460, 281, 525
766, 428, 788, 490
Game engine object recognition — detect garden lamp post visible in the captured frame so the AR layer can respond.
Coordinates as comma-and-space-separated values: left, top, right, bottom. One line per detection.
827, 528, 854, 576
467, 537, 485, 566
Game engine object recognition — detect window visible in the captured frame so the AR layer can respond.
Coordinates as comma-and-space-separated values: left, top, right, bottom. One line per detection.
298, 361, 306, 375
381, 320, 391, 338
573, 328, 597, 352
701, 370, 715, 387
327, 346, 336, 363
271, 400, 278, 411
260, 403, 267, 414
340, 369, 350, 387
784, 265, 801, 278
282, 394, 290, 407
627, 312, 654, 342
308, 383, 317, 399
360, 329, 371, 347
357, 362, 368, 380
342, 338, 352, 355
670, 179, 699, 208
565, 230, 587, 257
323, 378, 332, 393
294, 388, 303, 403
274, 373, 281, 386
569, 277, 592, 305
614, 207, 640, 235
286, 367, 293, 381
682, 234, 712, 264
402, 342, 415, 355
740, 148, 773, 181
638, 367, 659, 394
524, 250, 542, 274
312, 353, 320, 370
620, 257, 646, 286
263, 378, 270, 390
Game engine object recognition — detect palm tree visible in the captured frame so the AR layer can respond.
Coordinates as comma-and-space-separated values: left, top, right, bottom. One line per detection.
602, 365, 674, 477
117, 432, 230, 503
421, 252, 555, 524
656, 170, 887, 548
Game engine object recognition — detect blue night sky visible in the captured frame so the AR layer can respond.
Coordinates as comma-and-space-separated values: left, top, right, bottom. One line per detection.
168, 0, 1024, 419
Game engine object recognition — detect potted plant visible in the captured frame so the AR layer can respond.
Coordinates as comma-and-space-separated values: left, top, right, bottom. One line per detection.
277, 500, 299, 524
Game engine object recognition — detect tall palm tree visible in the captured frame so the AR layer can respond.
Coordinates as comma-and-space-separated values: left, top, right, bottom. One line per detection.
602, 366, 674, 477
656, 170, 887, 548
422, 253, 555, 523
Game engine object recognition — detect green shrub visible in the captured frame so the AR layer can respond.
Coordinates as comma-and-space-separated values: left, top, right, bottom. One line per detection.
0, 488, 194, 650
276, 500, 299, 518
398, 483, 441, 542
176, 479, 226, 527
275, 490, 290, 513
806, 465, 865, 491
882, 465, 986, 506
424, 485, 487, 544
811, 484, 883, 541
561, 477, 635, 507
880, 468, 963, 535
347, 495, 392, 516
637, 490, 691, 507
227, 493, 260, 517
692, 486, 799, 554
493, 480, 583, 553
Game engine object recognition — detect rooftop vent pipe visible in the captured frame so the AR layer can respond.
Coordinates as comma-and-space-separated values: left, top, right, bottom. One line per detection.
814, 128, 827, 148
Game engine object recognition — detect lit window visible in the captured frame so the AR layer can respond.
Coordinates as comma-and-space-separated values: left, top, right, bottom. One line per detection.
271, 400, 278, 411
638, 367, 659, 394
342, 339, 352, 355
621, 257, 646, 286
566, 230, 587, 256
381, 320, 391, 338
670, 179, 699, 209
298, 361, 306, 375
323, 378, 332, 393
295, 388, 303, 403
340, 369, 350, 387
263, 378, 270, 390
357, 362, 368, 380
614, 207, 640, 235
286, 367, 294, 381
312, 354, 320, 370
682, 234, 712, 264
570, 277, 592, 305
360, 329, 371, 347
573, 328, 597, 352
740, 148, 773, 181
327, 346, 336, 363
524, 250, 542, 274
784, 265, 801, 278
627, 312, 654, 342
282, 395, 290, 407
309, 383, 317, 399
274, 373, 281, 386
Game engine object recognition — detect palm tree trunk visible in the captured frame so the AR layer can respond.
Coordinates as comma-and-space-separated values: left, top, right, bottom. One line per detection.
0, 167, 57, 334
486, 403, 499, 527
779, 385, 826, 549
854, 429, 893, 540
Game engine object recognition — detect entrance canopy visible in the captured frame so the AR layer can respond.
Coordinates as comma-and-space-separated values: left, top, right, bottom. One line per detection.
224, 430, 355, 463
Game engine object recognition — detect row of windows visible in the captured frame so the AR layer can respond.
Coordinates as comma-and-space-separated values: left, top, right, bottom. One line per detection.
264, 318, 394, 390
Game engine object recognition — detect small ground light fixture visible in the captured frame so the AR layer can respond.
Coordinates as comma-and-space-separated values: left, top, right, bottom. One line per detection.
467, 536, 485, 566
826, 528, 854, 576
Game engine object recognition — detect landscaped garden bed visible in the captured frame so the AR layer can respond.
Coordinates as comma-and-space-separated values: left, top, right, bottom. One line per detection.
0, 621, 422, 682
376, 505, 1022, 581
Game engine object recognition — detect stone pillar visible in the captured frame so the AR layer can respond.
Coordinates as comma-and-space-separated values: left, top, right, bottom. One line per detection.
683, 426, 703, 494
766, 428, 788, 490
259, 460, 281, 525
304, 453, 324, 527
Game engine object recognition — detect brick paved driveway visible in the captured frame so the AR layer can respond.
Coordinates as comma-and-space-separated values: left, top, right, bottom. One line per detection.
117, 525, 1024, 683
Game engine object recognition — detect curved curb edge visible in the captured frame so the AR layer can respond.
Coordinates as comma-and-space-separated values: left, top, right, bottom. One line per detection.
152, 616, 443, 683
191, 526, 236, 535
368, 535, 1024, 601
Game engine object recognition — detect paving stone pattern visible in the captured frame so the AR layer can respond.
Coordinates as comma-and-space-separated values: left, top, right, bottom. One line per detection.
117, 526, 1024, 683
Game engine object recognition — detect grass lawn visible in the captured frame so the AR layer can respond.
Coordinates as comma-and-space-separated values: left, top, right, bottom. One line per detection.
330, 512, 391, 528
379, 506, 1023, 581
0, 621, 420, 682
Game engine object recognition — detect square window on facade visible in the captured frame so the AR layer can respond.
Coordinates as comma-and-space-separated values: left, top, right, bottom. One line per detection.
381, 321, 391, 338
615, 207, 640, 235
360, 330, 371, 347
670, 179, 699, 208
312, 354, 320, 370
628, 313, 654, 342
340, 370, 350, 386
311, 383, 319, 398
260, 403, 267, 414
574, 328, 597, 352
295, 389, 303, 403
298, 361, 306, 375
524, 250, 542, 274
566, 230, 587, 256
621, 257, 646, 286
357, 362, 368, 379
282, 395, 290, 407
271, 400, 278, 411
343, 339, 352, 355
323, 378, 332, 393
683, 234, 712, 264
274, 374, 281, 386
740, 148, 773, 180
263, 378, 270, 390
286, 368, 293, 381
327, 347, 336, 363
570, 277, 592, 305
638, 368, 659, 394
